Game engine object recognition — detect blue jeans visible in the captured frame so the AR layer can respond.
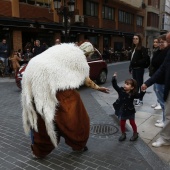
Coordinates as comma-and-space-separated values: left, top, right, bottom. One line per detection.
0, 57, 8, 74
153, 83, 165, 122
160, 91, 170, 141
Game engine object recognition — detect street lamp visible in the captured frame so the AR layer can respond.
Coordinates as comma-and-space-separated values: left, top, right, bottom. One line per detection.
54, 0, 75, 42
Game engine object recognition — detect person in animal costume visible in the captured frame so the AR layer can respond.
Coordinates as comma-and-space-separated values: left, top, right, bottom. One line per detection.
21, 42, 109, 158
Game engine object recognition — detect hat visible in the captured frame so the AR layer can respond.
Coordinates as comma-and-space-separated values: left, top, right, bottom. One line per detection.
79, 42, 95, 56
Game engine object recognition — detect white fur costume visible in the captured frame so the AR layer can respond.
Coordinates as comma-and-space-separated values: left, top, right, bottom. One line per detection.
22, 43, 90, 147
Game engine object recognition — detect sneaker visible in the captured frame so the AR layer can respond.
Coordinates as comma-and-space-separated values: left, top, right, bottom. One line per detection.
156, 119, 163, 123
155, 122, 164, 128
151, 103, 157, 108
154, 105, 162, 110
135, 100, 143, 107
119, 133, 126, 141
134, 99, 138, 105
152, 137, 170, 147
130, 133, 139, 141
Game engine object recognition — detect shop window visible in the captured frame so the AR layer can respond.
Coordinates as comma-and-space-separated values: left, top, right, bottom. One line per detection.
114, 42, 123, 52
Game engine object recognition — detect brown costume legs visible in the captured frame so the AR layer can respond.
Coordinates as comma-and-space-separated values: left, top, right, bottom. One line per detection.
31, 114, 58, 158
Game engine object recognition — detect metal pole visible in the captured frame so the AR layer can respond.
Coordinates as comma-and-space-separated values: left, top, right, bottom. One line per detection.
63, 0, 68, 42
64, 7, 68, 42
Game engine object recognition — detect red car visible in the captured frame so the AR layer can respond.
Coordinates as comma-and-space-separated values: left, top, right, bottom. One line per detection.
15, 49, 108, 89
87, 49, 108, 84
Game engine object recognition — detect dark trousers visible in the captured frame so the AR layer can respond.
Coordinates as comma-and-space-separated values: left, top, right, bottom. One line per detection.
132, 68, 145, 101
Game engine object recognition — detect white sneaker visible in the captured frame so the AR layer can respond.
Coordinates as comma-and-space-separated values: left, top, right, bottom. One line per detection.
152, 137, 170, 147
156, 119, 163, 123
154, 105, 162, 110
155, 122, 164, 128
135, 100, 143, 107
134, 99, 138, 104
151, 104, 157, 108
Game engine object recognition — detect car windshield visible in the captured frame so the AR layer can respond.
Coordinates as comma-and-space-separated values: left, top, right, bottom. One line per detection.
87, 49, 102, 62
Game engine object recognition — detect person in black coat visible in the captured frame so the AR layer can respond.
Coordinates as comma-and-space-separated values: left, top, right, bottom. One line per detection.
112, 72, 145, 142
0, 39, 9, 74
149, 34, 170, 128
32, 40, 45, 57
141, 32, 170, 147
129, 34, 148, 106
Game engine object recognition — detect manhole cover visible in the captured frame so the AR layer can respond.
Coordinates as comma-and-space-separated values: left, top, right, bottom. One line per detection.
90, 124, 118, 136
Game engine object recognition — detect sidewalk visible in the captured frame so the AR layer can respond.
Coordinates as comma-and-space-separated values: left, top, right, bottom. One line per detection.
0, 76, 170, 169
91, 73, 170, 165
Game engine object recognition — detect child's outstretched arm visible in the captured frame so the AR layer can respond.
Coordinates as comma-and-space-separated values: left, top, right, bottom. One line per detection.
111, 72, 121, 93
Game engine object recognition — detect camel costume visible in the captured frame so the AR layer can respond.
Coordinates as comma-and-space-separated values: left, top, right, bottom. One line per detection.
22, 42, 100, 158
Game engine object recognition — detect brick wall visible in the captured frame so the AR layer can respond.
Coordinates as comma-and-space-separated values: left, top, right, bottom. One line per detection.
102, 20, 116, 30
118, 23, 135, 32
84, 17, 99, 28
13, 31, 22, 51
19, 3, 53, 22
0, 0, 12, 17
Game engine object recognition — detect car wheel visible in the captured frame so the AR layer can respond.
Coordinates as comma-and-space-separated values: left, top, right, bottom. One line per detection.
97, 70, 107, 84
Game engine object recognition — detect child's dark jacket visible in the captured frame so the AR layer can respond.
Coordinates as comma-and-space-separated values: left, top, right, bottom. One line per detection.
112, 77, 145, 120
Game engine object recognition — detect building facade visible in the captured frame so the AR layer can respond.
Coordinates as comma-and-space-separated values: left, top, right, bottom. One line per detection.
159, 0, 170, 34
145, 0, 160, 49
0, 0, 145, 53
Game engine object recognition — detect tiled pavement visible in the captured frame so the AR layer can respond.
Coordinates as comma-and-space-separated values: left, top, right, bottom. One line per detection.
0, 78, 169, 170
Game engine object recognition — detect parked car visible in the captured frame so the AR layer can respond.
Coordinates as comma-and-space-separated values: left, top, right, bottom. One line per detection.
15, 49, 108, 89
87, 48, 108, 84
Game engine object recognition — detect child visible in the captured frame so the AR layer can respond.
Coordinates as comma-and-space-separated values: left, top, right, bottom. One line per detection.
112, 72, 145, 142
9, 51, 22, 76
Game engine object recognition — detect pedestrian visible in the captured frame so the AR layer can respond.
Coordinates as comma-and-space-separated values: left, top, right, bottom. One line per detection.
112, 72, 145, 142
24, 48, 33, 62
149, 34, 169, 128
149, 38, 161, 109
32, 40, 45, 57
55, 38, 61, 45
0, 39, 9, 75
22, 41, 109, 158
129, 34, 148, 106
9, 50, 22, 76
141, 31, 170, 147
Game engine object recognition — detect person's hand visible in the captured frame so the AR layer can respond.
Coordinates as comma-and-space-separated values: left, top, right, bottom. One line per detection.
141, 84, 147, 91
129, 69, 132, 74
113, 72, 117, 77
98, 87, 110, 93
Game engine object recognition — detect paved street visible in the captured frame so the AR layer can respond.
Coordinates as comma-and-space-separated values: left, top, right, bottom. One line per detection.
0, 72, 170, 169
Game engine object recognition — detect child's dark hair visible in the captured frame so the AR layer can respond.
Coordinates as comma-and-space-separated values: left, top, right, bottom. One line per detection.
125, 78, 138, 95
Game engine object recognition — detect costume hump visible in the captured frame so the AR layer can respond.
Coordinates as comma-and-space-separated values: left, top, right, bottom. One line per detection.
22, 43, 90, 147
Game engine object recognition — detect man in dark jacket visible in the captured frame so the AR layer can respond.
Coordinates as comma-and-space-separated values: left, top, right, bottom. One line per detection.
0, 39, 9, 74
32, 40, 45, 57
141, 32, 170, 147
